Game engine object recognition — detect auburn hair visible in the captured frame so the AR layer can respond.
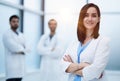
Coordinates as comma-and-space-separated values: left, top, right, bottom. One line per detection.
77, 3, 101, 43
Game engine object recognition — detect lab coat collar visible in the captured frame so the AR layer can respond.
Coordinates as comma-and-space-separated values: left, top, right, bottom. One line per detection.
9, 28, 20, 36
80, 36, 101, 56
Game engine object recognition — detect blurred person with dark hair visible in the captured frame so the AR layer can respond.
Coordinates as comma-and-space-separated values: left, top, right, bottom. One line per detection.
3, 15, 30, 81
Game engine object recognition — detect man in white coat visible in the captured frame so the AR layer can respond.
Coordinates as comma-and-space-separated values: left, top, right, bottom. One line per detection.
37, 19, 64, 81
3, 15, 27, 81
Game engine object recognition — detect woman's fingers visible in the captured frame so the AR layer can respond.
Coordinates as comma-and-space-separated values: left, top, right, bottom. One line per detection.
64, 55, 73, 63
63, 55, 70, 62
65, 55, 71, 62
68, 55, 73, 63
63, 57, 68, 61
67, 55, 73, 62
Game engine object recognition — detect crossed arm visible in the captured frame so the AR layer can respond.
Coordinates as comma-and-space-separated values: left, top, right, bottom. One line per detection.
63, 54, 90, 76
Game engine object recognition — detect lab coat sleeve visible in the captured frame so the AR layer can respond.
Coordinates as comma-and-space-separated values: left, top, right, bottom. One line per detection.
37, 35, 52, 55
60, 42, 75, 73
48, 45, 64, 59
22, 34, 31, 53
61, 58, 71, 73
82, 37, 110, 81
2, 33, 25, 53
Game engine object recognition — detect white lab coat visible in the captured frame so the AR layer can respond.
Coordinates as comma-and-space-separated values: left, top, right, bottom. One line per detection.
2, 29, 27, 79
61, 36, 110, 81
37, 34, 64, 81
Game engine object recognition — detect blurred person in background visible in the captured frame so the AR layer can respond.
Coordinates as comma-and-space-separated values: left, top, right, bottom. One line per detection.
37, 19, 64, 81
3, 15, 30, 81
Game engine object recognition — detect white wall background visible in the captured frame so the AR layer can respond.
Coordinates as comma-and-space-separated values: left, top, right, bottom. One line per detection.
23, 0, 42, 70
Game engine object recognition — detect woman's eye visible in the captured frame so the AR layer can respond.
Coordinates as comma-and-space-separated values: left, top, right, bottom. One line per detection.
92, 14, 97, 17
85, 14, 89, 17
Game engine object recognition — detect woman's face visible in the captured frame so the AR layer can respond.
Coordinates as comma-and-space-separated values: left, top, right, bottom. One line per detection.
83, 7, 100, 30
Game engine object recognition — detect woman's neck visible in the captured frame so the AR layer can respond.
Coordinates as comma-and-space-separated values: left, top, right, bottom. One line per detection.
82, 29, 93, 45
86, 29, 94, 38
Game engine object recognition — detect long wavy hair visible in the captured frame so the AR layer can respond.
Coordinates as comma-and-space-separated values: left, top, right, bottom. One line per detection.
77, 3, 101, 43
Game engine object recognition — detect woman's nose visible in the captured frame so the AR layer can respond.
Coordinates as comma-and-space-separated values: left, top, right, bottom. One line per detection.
88, 16, 92, 21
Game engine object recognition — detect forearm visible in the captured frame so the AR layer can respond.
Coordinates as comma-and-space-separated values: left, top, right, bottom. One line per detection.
74, 70, 83, 76
73, 62, 90, 76
66, 63, 82, 73
66, 62, 90, 72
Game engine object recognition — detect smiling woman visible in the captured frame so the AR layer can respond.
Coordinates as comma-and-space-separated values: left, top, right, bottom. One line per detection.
83, 7, 100, 32
77, 3, 100, 44
61, 3, 110, 81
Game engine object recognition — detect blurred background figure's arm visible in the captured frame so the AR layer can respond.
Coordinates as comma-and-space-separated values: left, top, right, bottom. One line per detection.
37, 35, 52, 55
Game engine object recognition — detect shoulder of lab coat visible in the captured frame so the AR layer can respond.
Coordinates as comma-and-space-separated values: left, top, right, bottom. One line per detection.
37, 34, 52, 55
2, 29, 26, 53
82, 36, 110, 81
60, 40, 79, 73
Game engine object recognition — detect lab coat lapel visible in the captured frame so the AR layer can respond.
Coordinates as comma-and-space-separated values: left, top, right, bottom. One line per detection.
80, 38, 100, 56
10, 29, 19, 43
10, 29, 25, 47
44, 34, 56, 46
50, 34, 57, 46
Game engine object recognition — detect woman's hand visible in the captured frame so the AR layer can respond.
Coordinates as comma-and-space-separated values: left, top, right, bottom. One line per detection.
79, 62, 90, 68
63, 54, 78, 73
63, 54, 73, 63
73, 62, 90, 76
63, 54, 84, 73
63, 54, 90, 74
